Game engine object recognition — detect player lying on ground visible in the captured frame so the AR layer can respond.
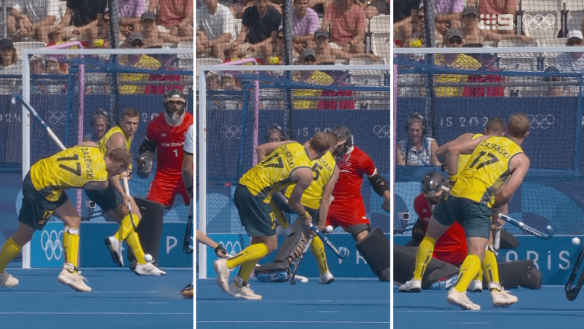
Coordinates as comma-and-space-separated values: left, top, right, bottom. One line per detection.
395, 171, 541, 292
399, 114, 531, 311
326, 125, 391, 281
213, 132, 334, 300
254, 131, 340, 284
0, 145, 131, 292
86, 108, 165, 276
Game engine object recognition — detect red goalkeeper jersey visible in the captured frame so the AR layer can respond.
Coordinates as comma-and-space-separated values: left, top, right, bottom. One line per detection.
146, 112, 194, 181
413, 193, 467, 266
332, 146, 376, 203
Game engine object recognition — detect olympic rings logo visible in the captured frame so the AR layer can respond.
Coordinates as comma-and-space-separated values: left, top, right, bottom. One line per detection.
220, 125, 241, 139
45, 111, 66, 125
221, 241, 242, 257
522, 14, 555, 30
372, 125, 390, 138
527, 114, 555, 130
40, 229, 63, 260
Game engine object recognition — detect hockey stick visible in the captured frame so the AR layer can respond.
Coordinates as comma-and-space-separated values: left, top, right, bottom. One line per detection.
499, 214, 554, 240
311, 223, 349, 259
183, 203, 193, 254
566, 244, 584, 301
12, 94, 66, 150
290, 235, 314, 285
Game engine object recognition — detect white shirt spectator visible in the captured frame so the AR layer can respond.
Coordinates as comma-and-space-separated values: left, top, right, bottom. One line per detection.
397, 136, 437, 166
554, 52, 584, 73
197, 3, 236, 42
13, 0, 63, 23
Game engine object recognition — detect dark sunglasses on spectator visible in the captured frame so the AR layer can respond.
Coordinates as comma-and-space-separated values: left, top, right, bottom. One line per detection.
131, 41, 143, 47
304, 56, 316, 63
449, 37, 462, 44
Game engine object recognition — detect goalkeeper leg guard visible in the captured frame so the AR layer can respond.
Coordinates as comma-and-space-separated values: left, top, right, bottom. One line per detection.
63, 226, 80, 271
355, 228, 390, 281
127, 198, 165, 264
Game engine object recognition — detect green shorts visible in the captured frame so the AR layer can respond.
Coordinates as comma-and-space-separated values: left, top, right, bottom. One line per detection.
271, 193, 319, 223
19, 173, 68, 230
234, 184, 275, 237
84, 183, 123, 213
433, 195, 491, 239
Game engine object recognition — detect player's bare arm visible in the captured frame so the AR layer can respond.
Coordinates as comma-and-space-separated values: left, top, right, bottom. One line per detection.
435, 132, 474, 163
256, 141, 294, 162
78, 141, 99, 147
317, 165, 339, 231
493, 154, 530, 208
196, 230, 228, 258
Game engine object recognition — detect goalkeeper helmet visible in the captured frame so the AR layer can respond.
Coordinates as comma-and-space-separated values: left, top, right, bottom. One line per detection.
332, 125, 353, 162
422, 171, 447, 197
164, 89, 187, 120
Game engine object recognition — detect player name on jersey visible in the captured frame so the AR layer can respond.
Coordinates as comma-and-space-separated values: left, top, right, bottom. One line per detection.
478, 140, 511, 159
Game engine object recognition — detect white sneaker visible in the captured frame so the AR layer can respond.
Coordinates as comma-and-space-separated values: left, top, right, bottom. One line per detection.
57, 264, 92, 292
213, 258, 233, 293
447, 287, 480, 311
398, 279, 422, 293
319, 271, 335, 284
228, 276, 262, 300
0, 271, 18, 288
134, 262, 166, 276
105, 236, 124, 267
489, 282, 518, 308
468, 280, 483, 292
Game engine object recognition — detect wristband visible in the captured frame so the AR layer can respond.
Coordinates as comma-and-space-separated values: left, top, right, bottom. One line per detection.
448, 173, 458, 186
299, 211, 310, 220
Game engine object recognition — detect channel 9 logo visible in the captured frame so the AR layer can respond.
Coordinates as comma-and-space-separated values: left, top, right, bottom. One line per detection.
479, 14, 514, 31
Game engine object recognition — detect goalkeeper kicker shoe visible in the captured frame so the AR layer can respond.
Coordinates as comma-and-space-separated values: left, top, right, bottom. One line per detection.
319, 271, 335, 284
398, 279, 422, 292
0, 271, 18, 288
229, 276, 262, 300
134, 262, 166, 276
467, 279, 483, 292
105, 236, 124, 267
489, 282, 518, 308
447, 288, 480, 311
213, 258, 233, 293
57, 264, 91, 292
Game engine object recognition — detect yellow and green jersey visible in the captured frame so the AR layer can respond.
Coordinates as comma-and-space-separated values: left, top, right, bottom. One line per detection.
239, 142, 312, 204
98, 125, 132, 171
30, 146, 109, 202
457, 133, 483, 174
284, 151, 336, 210
451, 136, 524, 208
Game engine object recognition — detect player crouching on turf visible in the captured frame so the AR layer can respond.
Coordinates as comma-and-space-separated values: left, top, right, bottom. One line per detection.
213, 132, 333, 300
326, 125, 391, 281
0, 145, 131, 292
254, 131, 340, 284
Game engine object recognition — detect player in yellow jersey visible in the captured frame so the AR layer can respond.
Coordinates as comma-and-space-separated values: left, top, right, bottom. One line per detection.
213, 132, 333, 300
254, 131, 340, 284
401, 114, 530, 310
0, 145, 132, 292
85, 108, 165, 276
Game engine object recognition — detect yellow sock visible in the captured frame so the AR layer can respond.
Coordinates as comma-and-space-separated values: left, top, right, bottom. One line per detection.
310, 236, 328, 274
473, 266, 483, 282
226, 243, 269, 269
237, 260, 258, 282
63, 226, 80, 270
454, 254, 481, 293
114, 214, 141, 241
126, 231, 146, 264
413, 236, 436, 281
0, 238, 21, 273
482, 248, 500, 289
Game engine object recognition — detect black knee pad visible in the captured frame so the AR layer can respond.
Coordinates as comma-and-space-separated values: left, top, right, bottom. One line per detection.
355, 227, 389, 281
347, 223, 370, 240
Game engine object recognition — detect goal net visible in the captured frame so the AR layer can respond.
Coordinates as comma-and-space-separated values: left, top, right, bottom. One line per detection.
394, 45, 584, 237
197, 64, 391, 277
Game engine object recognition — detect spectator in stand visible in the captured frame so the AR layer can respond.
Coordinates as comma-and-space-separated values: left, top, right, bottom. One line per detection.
8, 0, 62, 44
291, 0, 319, 55
0, 38, 23, 96
231, 0, 281, 62
56, 0, 108, 42
196, 0, 236, 60
434, 29, 481, 97
119, 33, 161, 94
229, 0, 281, 19
554, 30, 584, 73
148, 0, 193, 37
313, 28, 381, 64
365, 0, 390, 20
422, 0, 465, 35
118, 0, 147, 40
460, 7, 532, 45
395, 6, 442, 48
141, 12, 192, 48
543, 66, 569, 97
292, 49, 333, 110
84, 109, 110, 142
321, 0, 367, 54
463, 50, 505, 97
318, 70, 355, 110
396, 112, 440, 166
467, 0, 516, 35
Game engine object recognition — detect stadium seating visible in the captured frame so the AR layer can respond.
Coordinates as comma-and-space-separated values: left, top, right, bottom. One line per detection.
368, 14, 391, 34
371, 32, 391, 63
